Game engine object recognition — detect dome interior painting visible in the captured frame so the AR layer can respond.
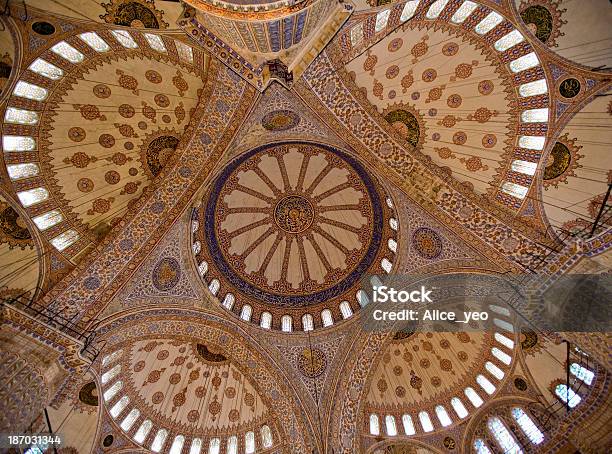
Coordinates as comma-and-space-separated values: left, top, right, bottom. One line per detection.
0, 1, 611, 454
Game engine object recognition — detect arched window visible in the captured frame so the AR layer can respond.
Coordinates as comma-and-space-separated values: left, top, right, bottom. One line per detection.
102, 349, 122, 367
29, 58, 63, 80
402, 414, 415, 435
321, 309, 334, 327
302, 313, 314, 331
487, 417, 523, 454
110, 396, 129, 418
389, 218, 399, 231
493, 318, 514, 332
570, 363, 594, 385
491, 347, 512, 365
388, 238, 397, 253
133, 419, 152, 444
495, 332, 514, 349
151, 429, 168, 453
261, 425, 273, 448
381, 258, 393, 273
222, 293, 235, 309
226, 436, 237, 454
400, 1, 419, 22
369, 414, 380, 435
103, 381, 123, 402
451, 0, 477, 23
169, 435, 186, 454
426, 0, 450, 19
240, 304, 252, 321
489, 304, 511, 316
512, 408, 544, 444
189, 438, 202, 454
451, 397, 468, 418
435, 405, 452, 427
13, 81, 48, 101
494, 30, 524, 52
473, 439, 493, 454
192, 241, 201, 254
101, 364, 121, 384
385, 415, 397, 436
485, 361, 505, 380
476, 374, 496, 395
207, 438, 220, 454
79, 32, 110, 52
260, 312, 272, 329
554, 384, 581, 408
356, 290, 369, 307
510, 53, 539, 73
519, 79, 547, 97
464, 387, 483, 408
51, 41, 84, 63
191, 220, 199, 233
281, 315, 293, 332
17, 188, 48, 207
208, 279, 220, 296
475, 11, 503, 35
198, 261, 208, 276
418, 411, 434, 432
3, 135, 36, 152
144, 33, 167, 52
120, 408, 140, 431
339, 301, 353, 319
112, 30, 138, 48
6, 162, 39, 180
5, 107, 39, 125
245, 431, 255, 454
386, 197, 394, 208
51, 230, 79, 251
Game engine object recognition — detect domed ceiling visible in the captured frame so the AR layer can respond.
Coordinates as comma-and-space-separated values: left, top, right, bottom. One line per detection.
192, 142, 397, 331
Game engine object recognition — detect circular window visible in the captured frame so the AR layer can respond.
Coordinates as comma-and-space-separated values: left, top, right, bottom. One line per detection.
102, 435, 113, 447
31, 21, 56, 35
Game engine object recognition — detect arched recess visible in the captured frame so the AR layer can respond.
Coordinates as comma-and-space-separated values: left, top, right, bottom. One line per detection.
90, 308, 317, 453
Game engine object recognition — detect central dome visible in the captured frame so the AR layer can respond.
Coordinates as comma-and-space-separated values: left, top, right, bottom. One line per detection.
192, 142, 397, 331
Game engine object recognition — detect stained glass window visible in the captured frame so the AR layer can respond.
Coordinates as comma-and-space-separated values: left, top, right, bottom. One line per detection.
51, 229, 79, 251
451, 397, 468, 418
222, 293, 234, 309
240, 304, 252, 321
357, 289, 369, 307
522, 108, 549, 123
4, 107, 39, 125
486, 361, 505, 380
175, 40, 194, 63
474, 11, 503, 35
226, 436, 238, 454
260, 312, 272, 329
401, 1, 420, 22
261, 425, 273, 448
245, 431, 255, 454
474, 439, 493, 454
340, 301, 353, 318
555, 384, 581, 408
510, 52, 539, 73
350, 23, 363, 46
511, 160, 538, 175
489, 304, 511, 316
501, 182, 529, 199
29, 58, 63, 80
465, 387, 483, 407
375, 9, 391, 32
79, 32, 110, 52
519, 79, 547, 97
381, 258, 393, 273
402, 414, 415, 435
570, 363, 594, 385
494, 30, 524, 52
477, 374, 496, 395
492, 347, 512, 365
189, 438, 202, 454
101, 364, 121, 384
494, 318, 514, 332
111, 30, 138, 48
386, 196, 394, 208
133, 419, 152, 444
120, 408, 140, 431
207, 438, 219, 454
110, 395, 129, 418
426, 0, 450, 19
208, 279, 220, 296
512, 408, 544, 444
369, 414, 380, 435
389, 218, 399, 230
7, 163, 40, 180
435, 405, 452, 427
150, 429, 168, 453
102, 349, 122, 367
144, 33, 167, 52
51, 41, 84, 63
103, 381, 122, 401
419, 411, 434, 432
321, 309, 334, 327
302, 313, 314, 331
388, 238, 397, 252
281, 315, 293, 332
495, 332, 514, 349
192, 241, 201, 254
191, 220, 199, 232
17, 188, 49, 207
487, 417, 523, 454
451, 1, 478, 23
198, 261, 208, 276
3, 135, 36, 151
385, 414, 398, 436
13, 81, 48, 101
